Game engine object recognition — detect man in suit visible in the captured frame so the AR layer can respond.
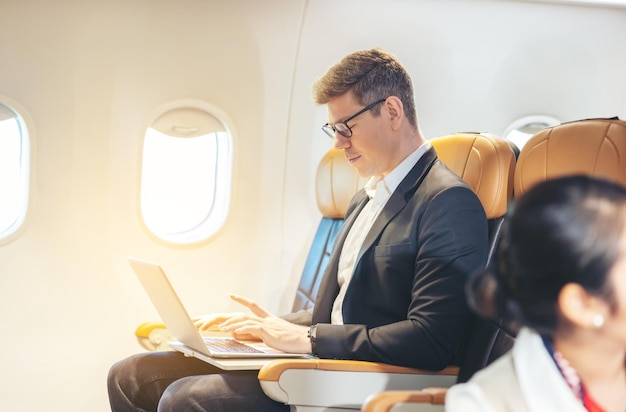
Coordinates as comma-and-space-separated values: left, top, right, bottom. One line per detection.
108, 48, 489, 412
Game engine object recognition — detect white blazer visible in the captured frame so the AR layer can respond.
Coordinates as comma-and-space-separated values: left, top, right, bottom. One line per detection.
445, 327, 586, 412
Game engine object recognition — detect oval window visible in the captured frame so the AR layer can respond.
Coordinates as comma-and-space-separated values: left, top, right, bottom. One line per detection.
140, 102, 234, 245
503, 115, 560, 150
0, 101, 30, 242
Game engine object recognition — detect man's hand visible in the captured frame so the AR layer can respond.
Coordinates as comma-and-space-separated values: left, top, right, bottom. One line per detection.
192, 312, 246, 332
216, 294, 313, 354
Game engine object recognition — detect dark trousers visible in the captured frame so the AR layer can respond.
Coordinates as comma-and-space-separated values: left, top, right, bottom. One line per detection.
107, 351, 289, 412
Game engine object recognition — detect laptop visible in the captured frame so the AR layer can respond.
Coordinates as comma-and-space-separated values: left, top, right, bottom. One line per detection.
128, 257, 309, 370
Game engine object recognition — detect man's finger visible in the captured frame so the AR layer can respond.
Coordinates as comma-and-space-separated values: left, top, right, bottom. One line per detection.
230, 294, 271, 317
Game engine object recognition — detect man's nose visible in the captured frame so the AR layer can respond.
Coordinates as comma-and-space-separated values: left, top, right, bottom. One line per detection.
333, 133, 350, 150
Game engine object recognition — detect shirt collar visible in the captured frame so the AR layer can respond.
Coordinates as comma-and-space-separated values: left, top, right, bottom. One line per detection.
364, 142, 432, 203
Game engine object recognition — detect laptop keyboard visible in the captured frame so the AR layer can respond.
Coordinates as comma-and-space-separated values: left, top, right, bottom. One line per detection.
203, 337, 263, 354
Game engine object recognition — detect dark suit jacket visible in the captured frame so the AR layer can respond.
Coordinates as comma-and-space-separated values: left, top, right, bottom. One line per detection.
285, 146, 488, 370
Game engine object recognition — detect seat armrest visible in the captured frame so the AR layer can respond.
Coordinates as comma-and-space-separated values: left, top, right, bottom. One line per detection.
258, 359, 458, 410
135, 322, 172, 351
362, 388, 447, 412
135, 322, 231, 351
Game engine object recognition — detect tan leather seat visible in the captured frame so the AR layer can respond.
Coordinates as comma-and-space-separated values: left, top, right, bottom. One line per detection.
515, 117, 626, 197
431, 132, 516, 264
431, 132, 514, 219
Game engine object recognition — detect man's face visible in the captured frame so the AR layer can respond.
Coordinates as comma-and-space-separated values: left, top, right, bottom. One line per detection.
326, 92, 396, 177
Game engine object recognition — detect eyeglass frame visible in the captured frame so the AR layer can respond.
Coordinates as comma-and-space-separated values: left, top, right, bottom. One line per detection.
321, 98, 387, 139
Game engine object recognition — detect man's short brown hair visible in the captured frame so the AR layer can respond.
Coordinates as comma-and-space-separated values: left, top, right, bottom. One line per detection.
313, 48, 418, 129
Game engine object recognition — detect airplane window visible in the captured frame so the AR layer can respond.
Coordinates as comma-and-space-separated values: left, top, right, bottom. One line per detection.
503, 115, 560, 149
140, 104, 233, 245
0, 101, 30, 242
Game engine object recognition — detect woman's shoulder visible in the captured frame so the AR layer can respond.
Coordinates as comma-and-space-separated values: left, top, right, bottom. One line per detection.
446, 350, 526, 412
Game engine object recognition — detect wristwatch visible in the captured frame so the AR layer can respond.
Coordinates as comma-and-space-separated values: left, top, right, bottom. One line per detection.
307, 324, 318, 355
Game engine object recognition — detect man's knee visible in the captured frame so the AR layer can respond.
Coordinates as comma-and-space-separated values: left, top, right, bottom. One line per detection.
108, 357, 130, 394
108, 353, 144, 389
158, 377, 207, 412
108, 353, 170, 412
107, 356, 141, 412
157, 373, 283, 412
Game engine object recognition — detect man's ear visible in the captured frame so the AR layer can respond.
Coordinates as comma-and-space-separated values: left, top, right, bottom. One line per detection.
384, 96, 404, 130
558, 283, 608, 329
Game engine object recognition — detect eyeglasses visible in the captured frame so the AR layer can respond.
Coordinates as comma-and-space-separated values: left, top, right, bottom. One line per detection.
322, 98, 386, 139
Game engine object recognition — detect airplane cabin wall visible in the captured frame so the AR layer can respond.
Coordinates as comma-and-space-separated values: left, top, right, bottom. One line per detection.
0, 0, 306, 409
0, 0, 624, 410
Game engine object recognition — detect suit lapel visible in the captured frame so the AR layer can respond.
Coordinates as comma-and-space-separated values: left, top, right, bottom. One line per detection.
355, 147, 438, 265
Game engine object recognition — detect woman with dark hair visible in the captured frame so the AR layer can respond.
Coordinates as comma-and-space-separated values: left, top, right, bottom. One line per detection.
446, 175, 626, 412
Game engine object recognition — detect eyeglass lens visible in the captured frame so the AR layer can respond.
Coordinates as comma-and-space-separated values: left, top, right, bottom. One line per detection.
322, 98, 386, 139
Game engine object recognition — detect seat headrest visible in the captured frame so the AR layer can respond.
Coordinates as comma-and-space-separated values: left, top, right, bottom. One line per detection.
514, 118, 626, 197
431, 133, 516, 219
316, 149, 367, 219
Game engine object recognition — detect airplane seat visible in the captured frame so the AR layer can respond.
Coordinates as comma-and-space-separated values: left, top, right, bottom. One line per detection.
292, 148, 368, 312
429, 132, 517, 265
430, 132, 520, 385
258, 132, 518, 412
514, 116, 626, 197
134, 148, 366, 351
361, 117, 626, 412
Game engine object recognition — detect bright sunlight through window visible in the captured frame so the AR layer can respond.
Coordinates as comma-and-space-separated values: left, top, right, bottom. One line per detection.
0, 102, 29, 241
140, 104, 233, 245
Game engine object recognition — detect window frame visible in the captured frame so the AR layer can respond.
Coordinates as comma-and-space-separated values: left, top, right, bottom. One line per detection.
138, 99, 236, 246
0, 96, 33, 245
502, 114, 561, 150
